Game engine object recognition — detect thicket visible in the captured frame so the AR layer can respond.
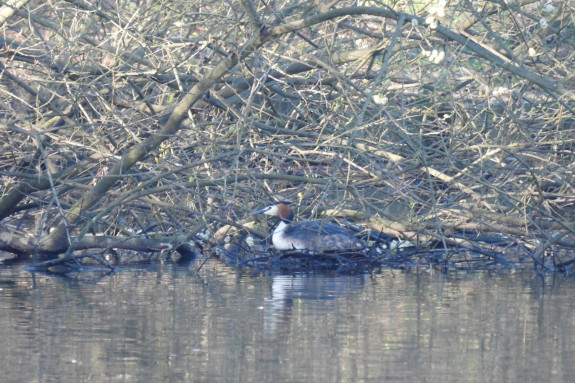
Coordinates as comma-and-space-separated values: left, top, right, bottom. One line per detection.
1, 0, 574, 271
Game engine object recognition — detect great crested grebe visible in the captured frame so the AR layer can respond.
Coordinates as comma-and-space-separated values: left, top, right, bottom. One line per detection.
249, 202, 365, 252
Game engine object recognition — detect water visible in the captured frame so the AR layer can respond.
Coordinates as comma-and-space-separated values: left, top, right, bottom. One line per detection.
0, 260, 574, 382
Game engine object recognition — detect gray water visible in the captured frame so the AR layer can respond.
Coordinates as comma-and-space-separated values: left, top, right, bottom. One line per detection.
0, 259, 574, 383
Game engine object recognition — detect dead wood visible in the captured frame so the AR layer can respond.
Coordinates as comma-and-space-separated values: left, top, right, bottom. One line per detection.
0, 1, 574, 271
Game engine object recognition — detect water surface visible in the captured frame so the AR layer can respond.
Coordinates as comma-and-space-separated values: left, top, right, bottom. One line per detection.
0, 260, 573, 382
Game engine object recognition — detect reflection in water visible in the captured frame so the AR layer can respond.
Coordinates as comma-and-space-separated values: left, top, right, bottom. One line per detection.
0, 260, 575, 383
264, 274, 366, 335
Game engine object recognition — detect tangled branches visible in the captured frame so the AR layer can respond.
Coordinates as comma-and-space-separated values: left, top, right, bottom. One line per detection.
0, 0, 574, 271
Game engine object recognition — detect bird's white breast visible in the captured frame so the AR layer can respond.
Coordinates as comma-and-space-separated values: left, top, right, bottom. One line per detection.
272, 221, 306, 250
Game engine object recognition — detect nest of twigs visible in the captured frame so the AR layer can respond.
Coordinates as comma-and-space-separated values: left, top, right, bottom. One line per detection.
208, 228, 526, 273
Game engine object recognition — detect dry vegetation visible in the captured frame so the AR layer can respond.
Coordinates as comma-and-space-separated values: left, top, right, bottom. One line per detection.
1, 0, 575, 271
